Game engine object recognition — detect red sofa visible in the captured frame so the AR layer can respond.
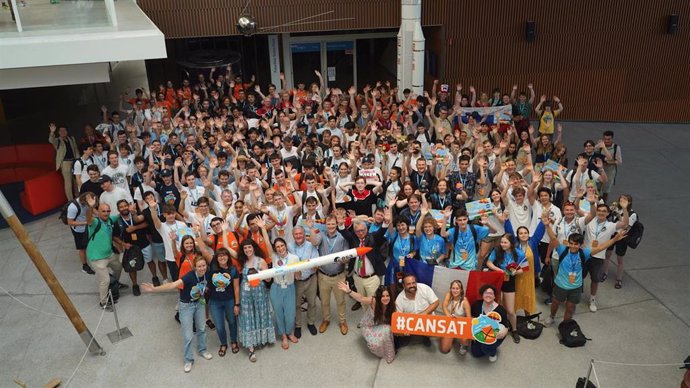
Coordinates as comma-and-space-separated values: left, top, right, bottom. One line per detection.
0, 144, 65, 215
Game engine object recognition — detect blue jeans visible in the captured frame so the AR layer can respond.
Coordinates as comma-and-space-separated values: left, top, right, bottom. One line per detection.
209, 298, 237, 346
470, 338, 504, 358
179, 301, 207, 363
269, 283, 296, 336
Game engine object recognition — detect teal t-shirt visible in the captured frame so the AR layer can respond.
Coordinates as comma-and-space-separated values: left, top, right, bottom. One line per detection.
554, 244, 592, 290
447, 225, 489, 270
86, 216, 117, 261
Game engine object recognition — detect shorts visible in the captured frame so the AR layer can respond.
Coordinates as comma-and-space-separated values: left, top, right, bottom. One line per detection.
146, 242, 165, 263
72, 229, 88, 250
482, 235, 502, 244
553, 285, 582, 304
607, 239, 629, 257
587, 258, 604, 283
501, 276, 516, 293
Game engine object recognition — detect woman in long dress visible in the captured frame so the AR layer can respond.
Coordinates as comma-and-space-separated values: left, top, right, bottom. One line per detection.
338, 282, 397, 363
506, 218, 546, 315
237, 238, 275, 362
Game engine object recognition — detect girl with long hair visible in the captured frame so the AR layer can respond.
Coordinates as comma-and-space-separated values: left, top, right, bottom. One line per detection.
439, 280, 471, 354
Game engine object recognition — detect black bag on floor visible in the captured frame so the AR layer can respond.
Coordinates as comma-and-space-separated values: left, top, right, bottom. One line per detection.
517, 312, 545, 339
109, 274, 120, 303
122, 246, 144, 273
559, 319, 589, 347
576, 377, 597, 388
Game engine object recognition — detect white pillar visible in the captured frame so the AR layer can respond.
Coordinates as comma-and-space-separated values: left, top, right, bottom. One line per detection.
398, 0, 425, 98
268, 35, 281, 89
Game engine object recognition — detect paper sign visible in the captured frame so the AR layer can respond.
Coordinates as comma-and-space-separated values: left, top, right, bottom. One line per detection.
359, 168, 379, 184
465, 198, 493, 220
176, 225, 195, 243
391, 312, 503, 344
541, 160, 565, 175
327, 66, 336, 82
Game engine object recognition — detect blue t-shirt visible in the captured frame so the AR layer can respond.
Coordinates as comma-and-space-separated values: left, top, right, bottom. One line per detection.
180, 270, 212, 303
209, 266, 238, 301
385, 230, 417, 260
447, 225, 490, 270
488, 249, 527, 271
418, 234, 446, 263
554, 244, 592, 290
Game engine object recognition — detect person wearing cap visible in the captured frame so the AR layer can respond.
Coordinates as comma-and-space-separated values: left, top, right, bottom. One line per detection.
99, 174, 133, 217
156, 168, 181, 210
49, 123, 81, 201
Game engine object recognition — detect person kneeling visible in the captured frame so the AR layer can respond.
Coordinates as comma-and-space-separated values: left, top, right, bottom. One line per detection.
470, 284, 509, 362
394, 273, 439, 348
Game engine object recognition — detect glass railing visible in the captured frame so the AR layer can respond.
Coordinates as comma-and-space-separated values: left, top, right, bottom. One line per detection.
1, 0, 117, 33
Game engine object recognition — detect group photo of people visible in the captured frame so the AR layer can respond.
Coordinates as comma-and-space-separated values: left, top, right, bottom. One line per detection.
54, 67, 638, 373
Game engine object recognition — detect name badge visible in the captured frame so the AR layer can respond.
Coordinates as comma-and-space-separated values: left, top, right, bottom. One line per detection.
131, 233, 138, 241
398, 256, 405, 268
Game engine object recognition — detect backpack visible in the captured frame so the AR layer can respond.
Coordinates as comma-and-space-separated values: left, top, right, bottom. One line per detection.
558, 319, 590, 347
108, 274, 120, 303
540, 264, 555, 295
122, 245, 145, 273
576, 378, 598, 388
626, 215, 644, 249
516, 312, 545, 340
559, 247, 588, 278
59, 200, 81, 226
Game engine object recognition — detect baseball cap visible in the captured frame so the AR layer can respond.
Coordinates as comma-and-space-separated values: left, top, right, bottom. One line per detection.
160, 169, 173, 177
98, 174, 112, 183
362, 154, 375, 164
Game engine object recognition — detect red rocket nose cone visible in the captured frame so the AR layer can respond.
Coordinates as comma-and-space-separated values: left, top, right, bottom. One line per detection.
355, 247, 372, 256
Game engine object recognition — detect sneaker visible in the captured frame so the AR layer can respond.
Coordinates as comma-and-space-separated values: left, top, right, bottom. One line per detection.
200, 351, 213, 360
100, 302, 113, 312
294, 327, 302, 339
152, 276, 161, 287
82, 264, 95, 275
589, 299, 598, 313
544, 297, 552, 305
183, 362, 193, 373
488, 355, 497, 362
132, 284, 141, 296
117, 282, 129, 290
544, 316, 554, 327
511, 331, 521, 343
351, 302, 362, 311
174, 312, 180, 324
458, 345, 467, 356
162, 278, 170, 285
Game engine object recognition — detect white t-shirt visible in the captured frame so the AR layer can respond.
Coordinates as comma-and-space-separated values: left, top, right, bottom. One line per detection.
102, 164, 130, 192
156, 220, 188, 262
566, 169, 601, 202
507, 198, 532, 231
99, 187, 133, 216
73, 157, 95, 184
133, 183, 158, 208
551, 216, 587, 261
271, 252, 299, 287
395, 283, 439, 314
181, 185, 205, 223
530, 203, 562, 243
584, 219, 618, 259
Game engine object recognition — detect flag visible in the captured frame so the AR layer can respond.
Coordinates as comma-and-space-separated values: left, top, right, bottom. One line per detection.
405, 259, 504, 307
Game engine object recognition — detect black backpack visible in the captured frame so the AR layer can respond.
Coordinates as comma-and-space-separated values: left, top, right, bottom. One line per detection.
576, 378, 598, 388
558, 319, 590, 347
626, 216, 644, 249
59, 200, 80, 226
516, 312, 545, 340
122, 245, 145, 273
559, 248, 588, 278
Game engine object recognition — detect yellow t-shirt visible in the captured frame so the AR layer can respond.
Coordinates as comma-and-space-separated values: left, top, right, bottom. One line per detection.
539, 110, 559, 135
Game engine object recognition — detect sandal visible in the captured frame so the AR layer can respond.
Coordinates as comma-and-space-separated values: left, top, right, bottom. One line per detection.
231, 342, 239, 354
615, 280, 622, 289
281, 337, 289, 350
249, 351, 257, 362
218, 345, 227, 357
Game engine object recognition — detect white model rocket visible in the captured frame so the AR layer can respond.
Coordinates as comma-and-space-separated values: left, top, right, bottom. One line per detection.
397, 0, 425, 98
247, 247, 373, 287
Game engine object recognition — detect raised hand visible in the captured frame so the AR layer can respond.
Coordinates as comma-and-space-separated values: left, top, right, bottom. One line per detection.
49, 123, 57, 133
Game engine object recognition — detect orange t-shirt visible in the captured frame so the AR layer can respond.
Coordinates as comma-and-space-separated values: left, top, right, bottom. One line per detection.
176, 253, 195, 289
209, 232, 243, 272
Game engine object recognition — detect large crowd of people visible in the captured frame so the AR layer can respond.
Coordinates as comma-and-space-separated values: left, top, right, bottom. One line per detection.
53, 66, 636, 372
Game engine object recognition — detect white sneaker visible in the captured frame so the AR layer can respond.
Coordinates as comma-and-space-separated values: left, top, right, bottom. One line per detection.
589, 299, 598, 313
458, 345, 467, 356
200, 351, 213, 360
544, 316, 554, 327
184, 362, 193, 373
488, 355, 497, 362
162, 279, 170, 284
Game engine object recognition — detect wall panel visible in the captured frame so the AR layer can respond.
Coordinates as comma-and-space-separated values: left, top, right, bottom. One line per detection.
137, 0, 690, 122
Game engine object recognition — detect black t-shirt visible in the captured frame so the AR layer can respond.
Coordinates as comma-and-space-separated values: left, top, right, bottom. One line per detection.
80, 180, 104, 197
113, 215, 150, 249
409, 170, 436, 193
157, 182, 180, 208
209, 266, 238, 301
142, 207, 164, 243
344, 189, 378, 216
470, 300, 509, 328
179, 270, 212, 303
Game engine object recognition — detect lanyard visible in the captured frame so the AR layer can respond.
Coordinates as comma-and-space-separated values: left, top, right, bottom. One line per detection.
325, 234, 338, 253
121, 214, 134, 227
437, 193, 447, 209
398, 235, 410, 255
409, 210, 421, 226
594, 221, 606, 239
189, 187, 198, 203
458, 172, 468, 188
562, 218, 572, 239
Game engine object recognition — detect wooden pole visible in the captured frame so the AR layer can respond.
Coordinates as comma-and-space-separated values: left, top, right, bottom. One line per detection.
0, 191, 104, 355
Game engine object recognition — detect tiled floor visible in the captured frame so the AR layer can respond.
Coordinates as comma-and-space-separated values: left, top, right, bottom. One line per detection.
1, 122, 689, 388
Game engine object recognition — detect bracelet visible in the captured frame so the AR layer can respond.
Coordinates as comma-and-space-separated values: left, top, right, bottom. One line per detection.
347, 290, 353, 294
234, 303, 240, 307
